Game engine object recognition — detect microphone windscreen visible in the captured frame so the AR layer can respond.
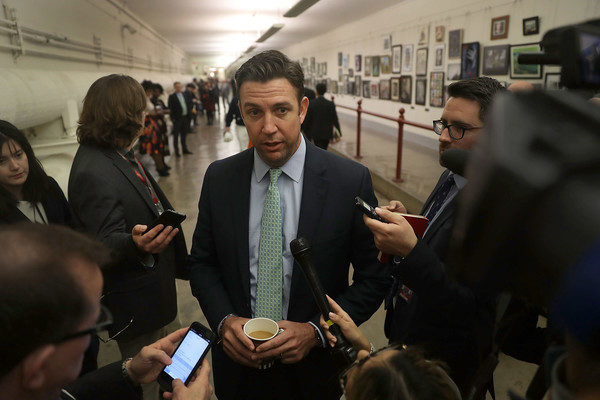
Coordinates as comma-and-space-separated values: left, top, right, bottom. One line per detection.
290, 237, 310, 256
441, 148, 469, 176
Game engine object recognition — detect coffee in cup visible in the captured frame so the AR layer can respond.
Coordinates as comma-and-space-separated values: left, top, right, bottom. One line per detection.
243, 317, 281, 369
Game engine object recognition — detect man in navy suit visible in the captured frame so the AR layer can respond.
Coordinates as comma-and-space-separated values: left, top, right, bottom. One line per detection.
364, 77, 505, 395
168, 81, 194, 156
188, 50, 389, 400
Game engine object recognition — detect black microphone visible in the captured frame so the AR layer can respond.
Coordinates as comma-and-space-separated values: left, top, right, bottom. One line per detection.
441, 148, 469, 176
290, 237, 357, 366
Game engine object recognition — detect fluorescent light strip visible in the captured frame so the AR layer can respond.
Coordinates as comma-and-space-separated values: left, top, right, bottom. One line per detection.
256, 23, 284, 43
283, 0, 320, 18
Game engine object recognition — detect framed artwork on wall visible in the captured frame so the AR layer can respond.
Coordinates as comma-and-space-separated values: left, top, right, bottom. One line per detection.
343, 53, 349, 68
355, 55, 362, 72
433, 44, 445, 70
448, 29, 463, 58
362, 80, 371, 98
331, 80, 338, 94
348, 81, 355, 96
338, 52, 342, 67
448, 63, 461, 80
482, 45, 509, 75
435, 26, 445, 43
379, 79, 391, 100
372, 56, 380, 77
381, 55, 391, 74
342, 75, 349, 94
430, 71, 444, 107
510, 43, 543, 79
349, 68, 354, 77
382, 34, 392, 51
523, 16, 540, 35
338, 68, 343, 81
416, 48, 428, 76
461, 42, 480, 79
491, 15, 510, 40
402, 44, 414, 73
544, 72, 561, 89
310, 57, 315, 74
415, 78, 426, 105
355, 75, 362, 96
322, 62, 327, 75
400, 76, 412, 104
365, 56, 372, 77
391, 77, 400, 101
370, 81, 379, 98
418, 25, 429, 45
392, 45, 402, 74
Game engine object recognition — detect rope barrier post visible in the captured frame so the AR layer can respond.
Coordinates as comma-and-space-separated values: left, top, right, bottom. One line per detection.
355, 99, 363, 159
394, 108, 405, 182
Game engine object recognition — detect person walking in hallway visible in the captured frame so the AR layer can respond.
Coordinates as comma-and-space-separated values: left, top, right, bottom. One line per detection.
302, 82, 341, 150
168, 81, 193, 156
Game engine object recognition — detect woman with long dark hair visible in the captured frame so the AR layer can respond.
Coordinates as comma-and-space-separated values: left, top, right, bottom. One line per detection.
0, 120, 71, 225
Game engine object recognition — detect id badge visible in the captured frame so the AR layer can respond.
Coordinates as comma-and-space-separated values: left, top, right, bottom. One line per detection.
398, 284, 414, 303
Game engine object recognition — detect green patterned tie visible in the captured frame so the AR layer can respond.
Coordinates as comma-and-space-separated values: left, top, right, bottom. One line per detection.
256, 168, 283, 321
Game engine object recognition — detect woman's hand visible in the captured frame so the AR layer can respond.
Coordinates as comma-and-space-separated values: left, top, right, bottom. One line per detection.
319, 295, 371, 353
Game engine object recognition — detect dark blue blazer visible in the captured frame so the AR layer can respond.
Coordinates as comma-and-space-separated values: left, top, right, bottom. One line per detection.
188, 140, 390, 400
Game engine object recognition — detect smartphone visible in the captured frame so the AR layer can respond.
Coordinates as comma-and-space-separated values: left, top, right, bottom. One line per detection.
146, 209, 186, 232
157, 321, 215, 392
354, 196, 387, 223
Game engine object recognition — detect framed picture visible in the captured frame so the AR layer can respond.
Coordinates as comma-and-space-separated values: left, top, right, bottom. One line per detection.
400, 76, 412, 104
362, 80, 371, 98
338, 68, 343, 81
355, 75, 362, 96
418, 25, 429, 45
491, 15, 509, 40
434, 44, 445, 70
342, 75, 349, 94
322, 62, 327, 75
510, 42, 543, 78
402, 45, 414, 73
392, 45, 402, 74
391, 77, 400, 101
343, 53, 349, 68
349, 68, 354, 77
461, 42, 480, 79
331, 80, 338, 94
372, 56, 380, 77
338, 52, 342, 67
544, 72, 561, 89
447, 63, 461, 80
317, 62, 322, 78
381, 55, 391, 74
355, 55, 362, 72
435, 26, 445, 43
348, 81, 355, 96
379, 79, 391, 100
416, 48, 428, 76
370, 81, 379, 98
415, 78, 426, 105
310, 57, 316, 74
365, 56, 372, 77
448, 29, 463, 58
523, 16, 540, 35
482, 45, 509, 75
382, 34, 392, 51
430, 71, 444, 107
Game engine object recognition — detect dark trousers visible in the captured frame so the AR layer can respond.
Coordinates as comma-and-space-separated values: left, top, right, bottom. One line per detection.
314, 138, 330, 150
172, 116, 190, 153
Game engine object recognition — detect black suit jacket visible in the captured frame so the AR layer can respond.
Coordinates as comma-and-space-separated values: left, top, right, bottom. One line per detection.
303, 96, 341, 141
188, 141, 390, 400
68, 144, 187, 341
168, 91, 194, 121
62, 362, 141, 400
0, 177, 72, 225
385, 170, 494, 394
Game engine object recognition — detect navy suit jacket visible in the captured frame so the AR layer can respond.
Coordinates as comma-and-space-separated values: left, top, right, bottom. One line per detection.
168, 91, 194, 121
385, 169, 494, 394
188, 141, 390, 400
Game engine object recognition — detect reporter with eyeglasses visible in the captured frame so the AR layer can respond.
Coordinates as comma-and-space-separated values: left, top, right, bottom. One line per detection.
362, 77, 505, 397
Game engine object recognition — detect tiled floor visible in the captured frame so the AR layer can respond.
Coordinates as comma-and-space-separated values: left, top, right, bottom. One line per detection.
98, 110, 538, 400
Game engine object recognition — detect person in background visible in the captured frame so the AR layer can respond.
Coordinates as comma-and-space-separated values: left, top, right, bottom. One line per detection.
185, 83, 199, 131
139, 80, 170, 177
319, 296, 461, 400
150, 83, 171, 165
220, 80, 230, 113
168, 81, 193, 156
0, 120, 71, 226
302, 82, 341, 150
224, 84, 248, 152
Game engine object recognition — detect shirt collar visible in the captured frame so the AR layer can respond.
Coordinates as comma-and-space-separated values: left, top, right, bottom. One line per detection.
253, 134, 306, 183
448, 171, 467, 190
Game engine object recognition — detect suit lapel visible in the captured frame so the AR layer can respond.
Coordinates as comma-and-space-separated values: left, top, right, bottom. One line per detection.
235, 150, 253, 303
423, 196, 456, 242
420, 170, 450, 215
105, 149, 160, 217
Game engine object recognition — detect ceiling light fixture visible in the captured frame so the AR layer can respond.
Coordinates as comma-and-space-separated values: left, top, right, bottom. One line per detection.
256, 23, 284, 43
283, 0, 320, 17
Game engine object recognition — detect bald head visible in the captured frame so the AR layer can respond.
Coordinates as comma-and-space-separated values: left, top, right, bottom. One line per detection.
508, 81, 535, 93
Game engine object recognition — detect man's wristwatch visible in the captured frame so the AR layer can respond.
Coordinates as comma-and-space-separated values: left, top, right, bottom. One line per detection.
121, 358, 138, 386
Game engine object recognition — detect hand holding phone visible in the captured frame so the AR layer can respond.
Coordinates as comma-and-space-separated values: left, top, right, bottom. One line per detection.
147, 209, 186, 233
354, 196, 387, 223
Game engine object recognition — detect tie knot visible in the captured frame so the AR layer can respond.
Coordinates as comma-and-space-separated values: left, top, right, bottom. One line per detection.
269, 168, 282, 184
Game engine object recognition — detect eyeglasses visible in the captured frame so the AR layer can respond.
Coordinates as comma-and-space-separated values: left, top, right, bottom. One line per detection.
338, 344, 406, 395
433, 119, 482, 140
55, 305, 134, 344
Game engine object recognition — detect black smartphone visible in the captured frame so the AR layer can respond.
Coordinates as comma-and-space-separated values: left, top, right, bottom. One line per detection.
157, 321, 215, 392
146, 209, 186, 232
354, 196, 387, 223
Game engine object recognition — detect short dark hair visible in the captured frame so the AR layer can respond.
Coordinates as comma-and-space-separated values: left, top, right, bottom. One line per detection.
316, 83, 327, 96
0, 120, 50, 214
235, 50, 304, 104
77, 74, 146, 148
141, 80, 154, 91
447, 76, 506, 122
346, 347, 460, 400
0, 223, 111, 377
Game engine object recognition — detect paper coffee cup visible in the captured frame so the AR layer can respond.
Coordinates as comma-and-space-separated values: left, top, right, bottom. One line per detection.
243, 317, 279, 342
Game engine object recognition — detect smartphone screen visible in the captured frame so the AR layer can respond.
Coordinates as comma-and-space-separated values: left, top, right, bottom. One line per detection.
163, 329, 209, 382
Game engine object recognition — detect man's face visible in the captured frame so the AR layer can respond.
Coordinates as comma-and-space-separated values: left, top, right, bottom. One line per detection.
438, 96, 483, 166
174, 83, 182, 93
239, 78, 308, 167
